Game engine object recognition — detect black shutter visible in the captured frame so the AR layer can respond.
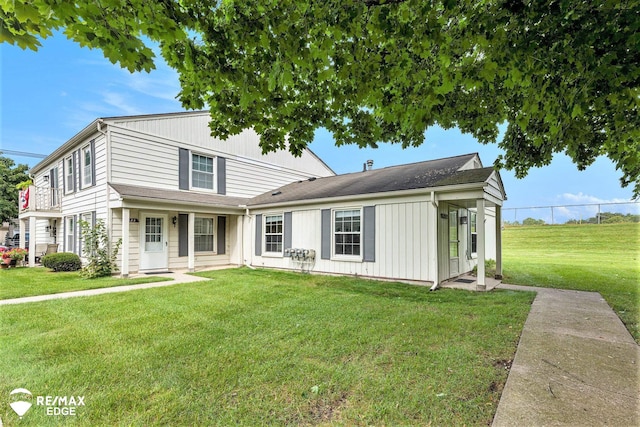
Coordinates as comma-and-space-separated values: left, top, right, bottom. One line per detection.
63, 217, 67, 252
363, 206, 375, 262
178, 214, 188, 257
217, 216, 226, 254
217, 157, 226, 195
90, 140, 96, 186
321, 209, 331, 260
179, 148, 189, 190
255, 214, 262, 256
283, 212, 292, 256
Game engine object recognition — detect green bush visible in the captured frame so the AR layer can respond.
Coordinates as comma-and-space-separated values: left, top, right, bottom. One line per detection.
472, 258, 497, 277
41, 252, 82, 272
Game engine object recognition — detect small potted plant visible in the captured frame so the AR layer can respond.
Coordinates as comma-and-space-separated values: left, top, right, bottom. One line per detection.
0, 247, 9, 268
3, 248, 28, 267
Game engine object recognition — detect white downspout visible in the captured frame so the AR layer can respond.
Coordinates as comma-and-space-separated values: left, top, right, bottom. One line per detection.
243, 207, 256, 269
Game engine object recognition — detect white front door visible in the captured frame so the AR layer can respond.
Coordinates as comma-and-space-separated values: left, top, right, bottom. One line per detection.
140, 214, 168, 271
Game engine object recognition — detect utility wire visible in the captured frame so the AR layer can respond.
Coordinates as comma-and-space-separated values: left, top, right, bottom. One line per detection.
0, 149, 47, 159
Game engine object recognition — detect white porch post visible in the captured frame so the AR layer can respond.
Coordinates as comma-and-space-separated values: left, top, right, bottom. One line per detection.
188, 213, 195, 272
27, 217, 36, 267
476, 199, 486, 291
121, 208, 130, 278
495, 205, 503, 279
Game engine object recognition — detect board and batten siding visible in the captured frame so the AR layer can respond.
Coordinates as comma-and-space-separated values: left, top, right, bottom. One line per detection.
111, 113, 334, 178
251, 199, 434, 283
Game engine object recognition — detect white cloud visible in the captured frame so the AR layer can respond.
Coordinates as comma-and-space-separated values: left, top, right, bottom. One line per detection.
557, 192, 632, 205
101, 92, 143, 116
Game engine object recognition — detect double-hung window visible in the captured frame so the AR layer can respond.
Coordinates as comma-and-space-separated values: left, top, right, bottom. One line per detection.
194, 217, 214, 252
192, 154, 214, 190
64, 155, 74, 194
66, 216, 75, 252
470, 211, 478, 255
264, 214, 283, 253
81, 144, 93, 188
334, 209, 361, 256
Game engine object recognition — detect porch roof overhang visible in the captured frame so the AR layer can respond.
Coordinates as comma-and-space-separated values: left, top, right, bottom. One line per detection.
108, 183, 248, 214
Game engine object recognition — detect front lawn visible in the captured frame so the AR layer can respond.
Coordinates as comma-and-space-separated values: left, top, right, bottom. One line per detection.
0, 268, 535, 426
503, 223, 640, 342
0, 267, 171, 300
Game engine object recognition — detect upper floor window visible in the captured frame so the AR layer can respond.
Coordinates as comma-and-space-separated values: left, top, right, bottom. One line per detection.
64, 155, 74, 194
334, 209, 361, 257
192, 154, 214, 190
81, 144, 93, 187
264, 214, 283, 253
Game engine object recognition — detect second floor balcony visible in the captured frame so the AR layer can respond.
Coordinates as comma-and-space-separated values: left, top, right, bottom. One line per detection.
19, 185, 62, 214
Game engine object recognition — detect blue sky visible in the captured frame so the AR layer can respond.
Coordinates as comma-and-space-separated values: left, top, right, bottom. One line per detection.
1, 34, 637, 222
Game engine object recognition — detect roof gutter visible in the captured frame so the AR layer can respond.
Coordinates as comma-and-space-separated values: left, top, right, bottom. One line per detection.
30, 119, 101, 174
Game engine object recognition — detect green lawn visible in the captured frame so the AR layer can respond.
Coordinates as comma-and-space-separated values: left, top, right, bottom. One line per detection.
0, 268, 535, 426
502, 223, 640, 341
0, 267, 171, 300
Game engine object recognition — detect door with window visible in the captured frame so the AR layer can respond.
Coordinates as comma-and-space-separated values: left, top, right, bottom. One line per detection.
449, 207, 460, 277
140, 214, 168, 271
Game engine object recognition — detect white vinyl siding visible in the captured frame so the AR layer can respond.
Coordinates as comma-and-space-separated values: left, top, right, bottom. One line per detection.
192, 154, 214, 190
333, 209, 361, 258
194, 217, 214, 252
264, 214, 283, 253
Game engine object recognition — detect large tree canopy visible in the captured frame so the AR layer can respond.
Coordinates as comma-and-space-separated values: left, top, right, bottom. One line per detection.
2, 0, 638, 196
0, 154, 30, 223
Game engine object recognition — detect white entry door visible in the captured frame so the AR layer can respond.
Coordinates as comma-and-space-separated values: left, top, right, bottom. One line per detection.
140, 214, 168, 271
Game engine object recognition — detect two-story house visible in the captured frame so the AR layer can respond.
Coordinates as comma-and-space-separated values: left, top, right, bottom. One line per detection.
19, 111, 334, 276
20, 111, 505, 290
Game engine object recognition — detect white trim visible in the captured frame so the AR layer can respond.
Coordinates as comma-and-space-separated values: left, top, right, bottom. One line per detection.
262, 212, 284, 256
190, 152, 217, 192
194, 215, 216, 254
81, 144, 93, 189
331, 207, 363, 262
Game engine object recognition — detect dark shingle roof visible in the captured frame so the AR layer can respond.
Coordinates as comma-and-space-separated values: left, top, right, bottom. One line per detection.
109, 183, 249, 208
248, 153, 493, 206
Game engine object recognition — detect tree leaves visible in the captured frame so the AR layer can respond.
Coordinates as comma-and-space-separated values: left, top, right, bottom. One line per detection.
2, 0, 639, 196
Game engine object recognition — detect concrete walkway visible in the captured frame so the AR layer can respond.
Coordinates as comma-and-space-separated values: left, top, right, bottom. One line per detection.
0, 269, 210, 306
493, 284, 639, 426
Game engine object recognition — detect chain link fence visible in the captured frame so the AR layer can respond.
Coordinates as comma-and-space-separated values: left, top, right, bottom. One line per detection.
503, 202, 640, 226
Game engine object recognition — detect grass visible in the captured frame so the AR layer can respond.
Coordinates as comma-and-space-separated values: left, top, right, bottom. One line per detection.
0, 268, 535, 426
502, 222, 640, 342
0, 267, 171, 300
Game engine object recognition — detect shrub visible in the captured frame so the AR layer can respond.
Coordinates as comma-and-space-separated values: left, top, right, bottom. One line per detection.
41, 252, 82, 272
80, 219, 122, 278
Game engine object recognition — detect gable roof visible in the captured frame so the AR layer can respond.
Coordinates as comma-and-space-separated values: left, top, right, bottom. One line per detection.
248, 153, 498, 206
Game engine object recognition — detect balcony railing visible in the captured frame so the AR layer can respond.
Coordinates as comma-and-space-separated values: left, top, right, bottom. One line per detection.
19, 185, 62, 213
